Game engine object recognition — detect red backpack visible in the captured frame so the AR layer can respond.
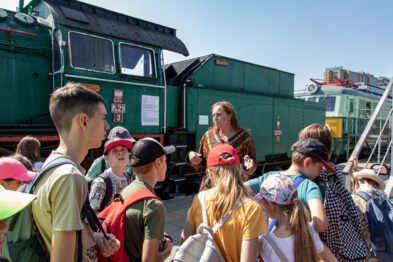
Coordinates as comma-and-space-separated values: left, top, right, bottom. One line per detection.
97, 189, 160, 262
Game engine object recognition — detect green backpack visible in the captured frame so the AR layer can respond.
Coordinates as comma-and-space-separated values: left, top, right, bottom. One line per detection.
5, 156, 81, 262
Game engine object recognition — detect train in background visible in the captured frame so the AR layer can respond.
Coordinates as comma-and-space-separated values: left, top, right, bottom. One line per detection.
295, 78, 392, 163
0, 0, 325, 194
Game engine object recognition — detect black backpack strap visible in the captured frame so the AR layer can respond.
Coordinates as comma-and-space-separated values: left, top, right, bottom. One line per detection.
355, 191, 372, 202
97, 170, 113, 212
100, 156, 107, 173
77, 230, 82, 262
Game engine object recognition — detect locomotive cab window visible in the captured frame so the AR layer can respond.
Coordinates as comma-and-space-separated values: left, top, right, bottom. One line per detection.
69, 32, 115, 73
319, 97, 336, 112
119, 43, 156, 80
307, 97, 317, 102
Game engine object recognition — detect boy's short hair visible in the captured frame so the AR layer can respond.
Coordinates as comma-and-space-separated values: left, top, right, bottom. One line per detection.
291, 151, 320, 166
131, 160, 156, 175
49, 82, 106, 133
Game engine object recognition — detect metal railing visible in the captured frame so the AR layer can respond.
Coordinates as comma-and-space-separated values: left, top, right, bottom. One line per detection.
342, 77, 393, 193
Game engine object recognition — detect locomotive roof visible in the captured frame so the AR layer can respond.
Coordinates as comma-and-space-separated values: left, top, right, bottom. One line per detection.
295, 85, 392, 102
28, 0, 189, 56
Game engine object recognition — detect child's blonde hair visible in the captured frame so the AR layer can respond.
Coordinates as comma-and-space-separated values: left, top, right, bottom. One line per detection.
279, 194, 320, 262
207, 159, 248, 221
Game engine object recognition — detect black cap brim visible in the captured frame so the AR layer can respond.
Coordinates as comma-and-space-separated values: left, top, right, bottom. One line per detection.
163, 145, 176, 155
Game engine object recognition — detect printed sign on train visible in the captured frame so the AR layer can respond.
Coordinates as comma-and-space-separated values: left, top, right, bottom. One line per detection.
111, 103, 126, 113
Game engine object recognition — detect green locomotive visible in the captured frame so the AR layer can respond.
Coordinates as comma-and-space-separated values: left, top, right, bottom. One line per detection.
0, 0, 325, 188
295, 82, 392, 162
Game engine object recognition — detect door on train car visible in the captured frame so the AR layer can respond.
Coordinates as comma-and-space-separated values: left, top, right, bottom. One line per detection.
0, 11, 52, 126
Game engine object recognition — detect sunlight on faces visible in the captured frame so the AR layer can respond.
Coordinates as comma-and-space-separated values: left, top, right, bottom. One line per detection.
212, 106, 232, 130
303, 158, 323, 179
85, 103, 109, 149
0, 180, 25, 191
157, 155, 167, 181
104, 145, 129, 169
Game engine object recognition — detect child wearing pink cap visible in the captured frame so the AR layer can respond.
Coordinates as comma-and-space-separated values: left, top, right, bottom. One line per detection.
255, 174, 337, 262
180, 144, 266, 262
0, 157, 34, 191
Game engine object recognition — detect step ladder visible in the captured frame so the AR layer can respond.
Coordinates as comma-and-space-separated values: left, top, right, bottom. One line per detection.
342, 77, 393, 197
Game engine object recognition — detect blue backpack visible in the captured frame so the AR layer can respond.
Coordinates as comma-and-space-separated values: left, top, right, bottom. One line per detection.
355, 191, 393, 262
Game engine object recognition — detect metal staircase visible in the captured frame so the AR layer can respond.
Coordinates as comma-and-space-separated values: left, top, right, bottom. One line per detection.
343, 77, 393, 197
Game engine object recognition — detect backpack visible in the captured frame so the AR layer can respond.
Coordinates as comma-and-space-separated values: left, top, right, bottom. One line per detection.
6, 156, 83, 262
87, 169, 132, 212
172, 190, 248, 262
317, 165, 369, 261
355, 191, 393, 262
96, 188, 160, 262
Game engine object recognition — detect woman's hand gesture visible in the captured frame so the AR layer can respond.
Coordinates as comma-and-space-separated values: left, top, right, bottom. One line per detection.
189, 151, 203, 165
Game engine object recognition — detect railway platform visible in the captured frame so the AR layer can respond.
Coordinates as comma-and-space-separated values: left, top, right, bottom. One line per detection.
163, 194, 194, 260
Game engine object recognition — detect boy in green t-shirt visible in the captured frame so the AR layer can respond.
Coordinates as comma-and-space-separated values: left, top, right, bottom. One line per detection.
30, 83, 120, 261
121, 138, 175, 262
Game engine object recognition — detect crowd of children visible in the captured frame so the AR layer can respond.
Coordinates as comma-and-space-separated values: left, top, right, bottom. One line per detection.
0, 83, 390, 262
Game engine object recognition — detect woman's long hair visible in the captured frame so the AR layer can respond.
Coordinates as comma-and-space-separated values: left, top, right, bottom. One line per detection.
16, 136, 42, 162
280, 193, 319, 262
207, 157, 248, 221
211, 101, 241, 132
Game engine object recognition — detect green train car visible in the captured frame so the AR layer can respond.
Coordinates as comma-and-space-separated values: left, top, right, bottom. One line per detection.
0, 0, 325, 190
295, 83, 392, 162
165, 54, 325, 167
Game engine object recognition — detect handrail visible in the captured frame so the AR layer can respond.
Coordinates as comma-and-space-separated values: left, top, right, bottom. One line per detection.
0, 27, 38, 37
342, 77, 393, 190
375, 140, 392, 176
365, 107, 393, 166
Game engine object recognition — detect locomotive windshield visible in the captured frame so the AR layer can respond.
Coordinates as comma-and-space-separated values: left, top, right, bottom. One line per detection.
119, 44, 155, 78
319, 97, 336, 112
305, 96, 336, 112
69, 32, 115, 73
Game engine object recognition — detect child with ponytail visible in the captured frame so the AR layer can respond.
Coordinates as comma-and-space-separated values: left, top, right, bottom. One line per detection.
181, 144, 267, 262
255, 174, 337, 262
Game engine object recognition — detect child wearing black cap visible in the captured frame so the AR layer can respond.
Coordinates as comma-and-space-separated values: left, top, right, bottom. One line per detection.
120, 137, 175, 261
245, 138, 330, 233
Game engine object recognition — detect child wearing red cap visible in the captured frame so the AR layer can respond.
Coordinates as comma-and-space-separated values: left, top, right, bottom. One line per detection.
181, 144, 267, 262
0, 157, 34, 191
89, 129, 134, 213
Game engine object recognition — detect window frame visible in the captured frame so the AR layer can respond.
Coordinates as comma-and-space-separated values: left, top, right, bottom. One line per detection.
68, 31, 116, 74
118, 42, 157, 81
319, 96, 336, 112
